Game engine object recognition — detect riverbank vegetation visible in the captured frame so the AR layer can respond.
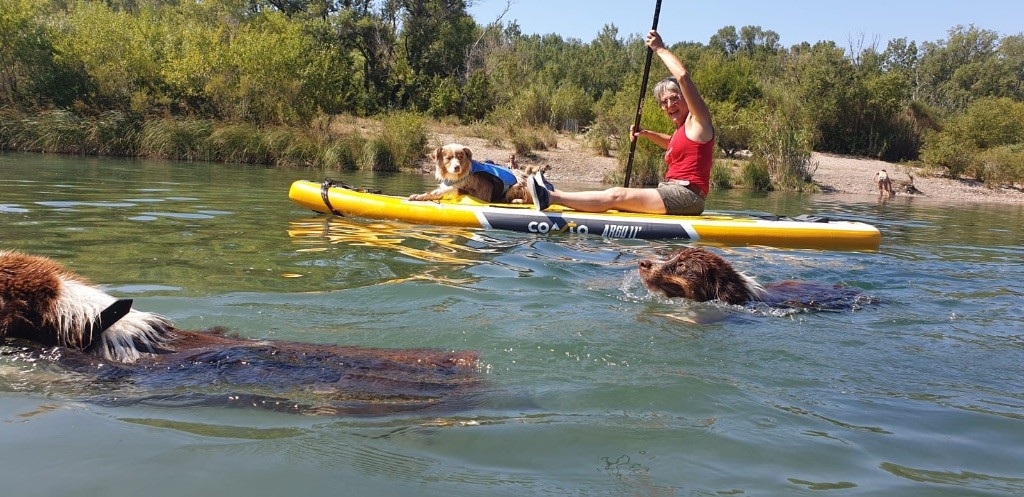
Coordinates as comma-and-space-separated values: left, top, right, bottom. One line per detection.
2, 0, 1022, 189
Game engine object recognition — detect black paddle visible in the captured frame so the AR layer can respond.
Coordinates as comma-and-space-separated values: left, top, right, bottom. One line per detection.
623, 0, 664, 188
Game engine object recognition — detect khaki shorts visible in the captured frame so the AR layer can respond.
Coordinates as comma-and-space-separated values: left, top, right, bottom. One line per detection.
657, 182, 705, 215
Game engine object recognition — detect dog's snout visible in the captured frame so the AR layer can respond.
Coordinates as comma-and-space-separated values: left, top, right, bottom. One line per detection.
638, 260, 652, 270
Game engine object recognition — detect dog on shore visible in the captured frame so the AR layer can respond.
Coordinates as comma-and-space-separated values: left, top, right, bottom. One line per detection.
638, 247, 866, 310
409, 144, 538, 203
0, 250, 479, 415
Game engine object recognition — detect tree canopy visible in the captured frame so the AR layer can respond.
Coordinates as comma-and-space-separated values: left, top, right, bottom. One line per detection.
2, 0, 1022, 171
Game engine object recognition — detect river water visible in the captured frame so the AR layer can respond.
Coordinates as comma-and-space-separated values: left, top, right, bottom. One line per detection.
1, 153, 1022, 496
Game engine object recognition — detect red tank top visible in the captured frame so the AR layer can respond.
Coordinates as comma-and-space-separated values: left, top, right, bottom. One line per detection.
664, 127, 715, 196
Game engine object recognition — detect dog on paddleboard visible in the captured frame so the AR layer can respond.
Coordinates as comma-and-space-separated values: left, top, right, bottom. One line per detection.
0, 250, 479, 415
638, 247, 866, 310
409, 144, 541, 203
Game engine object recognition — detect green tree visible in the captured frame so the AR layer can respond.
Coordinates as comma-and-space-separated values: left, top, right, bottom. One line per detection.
398, 0, 475, 110
0, 0, 89, 107
916, 25, 1016, 112
60, 2, 169, 112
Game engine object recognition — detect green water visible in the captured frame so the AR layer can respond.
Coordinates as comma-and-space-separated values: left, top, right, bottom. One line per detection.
2, 153, 1023, 496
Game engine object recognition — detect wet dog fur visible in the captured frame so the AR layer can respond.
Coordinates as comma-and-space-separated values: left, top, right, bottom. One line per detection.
0, 250, 479, 415
409, 144, 537, 203
638, 247, 864, 310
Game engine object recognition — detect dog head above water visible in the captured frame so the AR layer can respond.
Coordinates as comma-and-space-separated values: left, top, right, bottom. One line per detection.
430, 143, 473, 181
638, 247, 765, 305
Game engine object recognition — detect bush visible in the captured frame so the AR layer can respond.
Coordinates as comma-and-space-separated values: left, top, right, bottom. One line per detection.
975, 145, 1024, 187
321, 140, 360, 171
742, 161, 772, 191
919, 129, 976, 178
710, 160, 734, 190
587, 132, 612, 157
428, 77, 462, 118
709, 100, 755, 157
275, 132, 319, 167
551, 83, 594, 130
510, 86, 552, 127
749, 96, 815, 190
960, 97, 1024, 149
378, 111, 428, 169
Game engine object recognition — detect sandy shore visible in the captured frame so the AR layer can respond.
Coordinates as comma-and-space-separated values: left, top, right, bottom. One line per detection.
430, 130, 1024, 205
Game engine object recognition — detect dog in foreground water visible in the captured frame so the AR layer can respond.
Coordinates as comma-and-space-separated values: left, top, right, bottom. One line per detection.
638, 247, 867, 311
0, 250, 479, 415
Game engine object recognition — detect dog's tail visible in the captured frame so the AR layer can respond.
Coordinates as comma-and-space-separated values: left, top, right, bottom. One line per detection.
1, 250, 176, 363
738, 271, 767, 302
50, 276, 176, 363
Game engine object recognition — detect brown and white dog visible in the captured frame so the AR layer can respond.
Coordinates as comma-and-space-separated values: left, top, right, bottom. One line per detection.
409, 144, 537, 203
638, 247, 866, 310
0, 250, 479, 415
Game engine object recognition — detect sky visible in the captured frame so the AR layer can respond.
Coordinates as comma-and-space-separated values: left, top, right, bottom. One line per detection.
467, 0, 1024, 48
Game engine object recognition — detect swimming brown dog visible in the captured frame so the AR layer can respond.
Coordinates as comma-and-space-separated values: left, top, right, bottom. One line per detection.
0, 250, 480, 415
638, 247, 866, 310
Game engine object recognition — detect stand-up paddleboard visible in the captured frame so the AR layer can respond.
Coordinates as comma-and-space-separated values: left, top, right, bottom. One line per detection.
288, 179, 881, 251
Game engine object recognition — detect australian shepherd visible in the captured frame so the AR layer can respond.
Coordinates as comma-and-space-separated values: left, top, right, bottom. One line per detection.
0, 250, 479, 415
409, 144, 539, 203
638, 247, 867, 311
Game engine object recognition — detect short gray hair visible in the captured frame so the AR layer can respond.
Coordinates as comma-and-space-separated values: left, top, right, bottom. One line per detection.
653, 77, 681, 100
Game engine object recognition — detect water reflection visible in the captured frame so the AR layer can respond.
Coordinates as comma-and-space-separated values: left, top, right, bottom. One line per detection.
288, 216, 487, 265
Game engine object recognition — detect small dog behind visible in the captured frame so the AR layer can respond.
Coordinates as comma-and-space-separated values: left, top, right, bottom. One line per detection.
638, 247, 866, 311
409, 144, 538, 203
0, 250, 479, 415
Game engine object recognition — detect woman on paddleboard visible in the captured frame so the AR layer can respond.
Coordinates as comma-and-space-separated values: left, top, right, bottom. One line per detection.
529, 29, 714, 215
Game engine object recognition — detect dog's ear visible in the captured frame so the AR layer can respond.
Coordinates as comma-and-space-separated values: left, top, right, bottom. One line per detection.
429, 146, 443, 162
462, 147, 472, 162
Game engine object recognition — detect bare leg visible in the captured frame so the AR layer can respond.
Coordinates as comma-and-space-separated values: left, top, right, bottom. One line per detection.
548, 187, 667, 214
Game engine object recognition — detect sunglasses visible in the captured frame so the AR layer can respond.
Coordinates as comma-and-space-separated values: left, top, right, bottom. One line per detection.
659, 95, 681, 107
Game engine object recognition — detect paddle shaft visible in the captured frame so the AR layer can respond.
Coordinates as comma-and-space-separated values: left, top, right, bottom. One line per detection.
623, 0, 663, 188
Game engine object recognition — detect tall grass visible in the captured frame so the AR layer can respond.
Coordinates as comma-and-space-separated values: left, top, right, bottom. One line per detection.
749, 99, 816, 191
360, 139, 397, 172
0, 109, 430, 173
710, 160, 734, 190
139, 118, 214, 161
209, 123, 271, 164
0, 110, 141, 156
377, 111, 428, 169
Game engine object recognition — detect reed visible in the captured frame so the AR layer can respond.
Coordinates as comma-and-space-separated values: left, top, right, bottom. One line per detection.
209, 123, 271, 164
360, 138, 397, 172
86, 111, 142, 156
139, 118, 213, 161
320, 133, 363, 171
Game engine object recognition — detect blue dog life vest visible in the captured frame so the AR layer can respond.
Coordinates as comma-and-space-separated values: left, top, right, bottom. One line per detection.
442, 160, 519, 201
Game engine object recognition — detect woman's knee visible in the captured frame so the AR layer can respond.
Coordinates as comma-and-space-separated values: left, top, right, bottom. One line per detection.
605, 187, 629, 202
